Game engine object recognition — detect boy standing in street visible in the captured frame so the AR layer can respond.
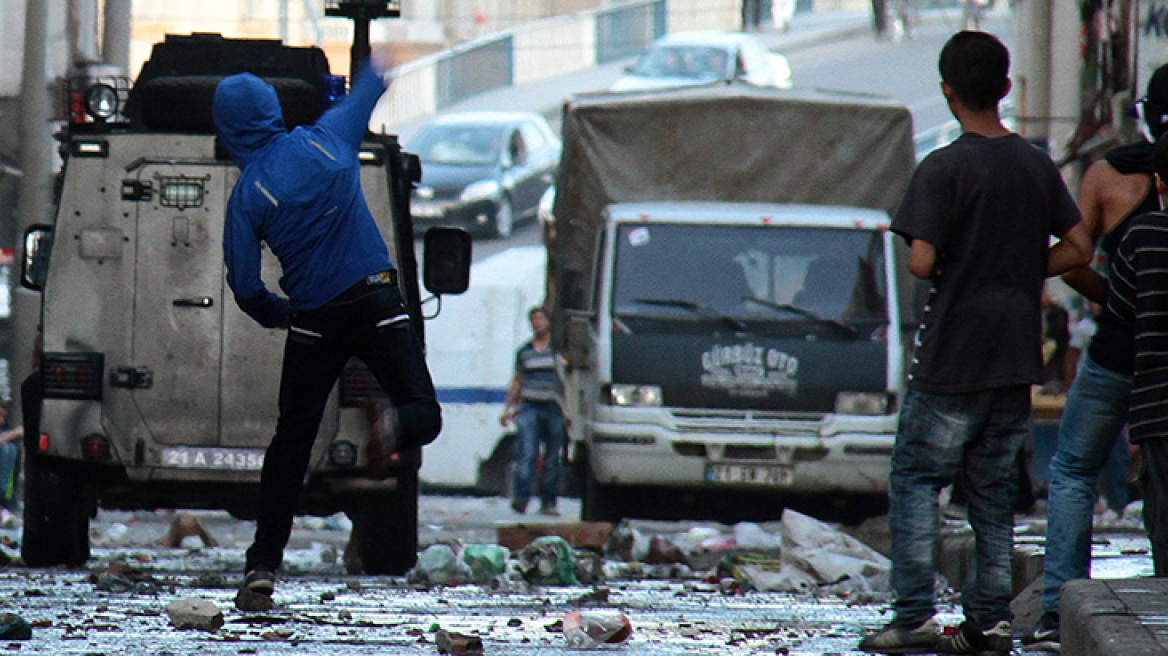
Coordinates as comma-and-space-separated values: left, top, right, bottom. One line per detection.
858, 31, 1090, 654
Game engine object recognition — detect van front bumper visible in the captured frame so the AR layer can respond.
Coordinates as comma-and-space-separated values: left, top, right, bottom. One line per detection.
587, 419, 893, 495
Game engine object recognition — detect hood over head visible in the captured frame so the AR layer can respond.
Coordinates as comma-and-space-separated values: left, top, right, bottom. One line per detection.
213, 73, 285, 166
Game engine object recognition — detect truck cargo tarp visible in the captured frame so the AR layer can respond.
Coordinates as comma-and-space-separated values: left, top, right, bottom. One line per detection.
552, 81, 916, 277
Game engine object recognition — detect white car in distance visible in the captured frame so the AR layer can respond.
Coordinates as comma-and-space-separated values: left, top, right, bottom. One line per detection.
611, 31, 792, 92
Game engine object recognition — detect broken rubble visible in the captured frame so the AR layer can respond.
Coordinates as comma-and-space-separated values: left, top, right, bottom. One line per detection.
166, 597, 224, 631
435, 627, 484, 655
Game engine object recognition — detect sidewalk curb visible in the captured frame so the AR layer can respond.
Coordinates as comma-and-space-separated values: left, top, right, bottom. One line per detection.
1061, 579, 1168, 656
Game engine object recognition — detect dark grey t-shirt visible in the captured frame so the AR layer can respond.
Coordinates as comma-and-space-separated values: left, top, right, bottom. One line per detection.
892, 133, 1081, 394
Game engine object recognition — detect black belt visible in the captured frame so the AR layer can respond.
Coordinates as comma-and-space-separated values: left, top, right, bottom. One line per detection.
330, 270, 398, 305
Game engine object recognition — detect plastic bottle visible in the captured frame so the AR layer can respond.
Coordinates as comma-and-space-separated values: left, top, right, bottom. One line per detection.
562, 611, 632, 648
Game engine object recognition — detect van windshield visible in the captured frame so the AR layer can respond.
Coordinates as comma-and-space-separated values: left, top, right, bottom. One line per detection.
611, 223, 887, 333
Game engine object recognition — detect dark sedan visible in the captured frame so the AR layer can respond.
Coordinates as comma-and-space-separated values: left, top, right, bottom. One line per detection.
406, 111, 561, 239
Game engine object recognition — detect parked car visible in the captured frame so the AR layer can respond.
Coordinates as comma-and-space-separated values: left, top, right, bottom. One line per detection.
610, 31, 792, 92
407, 111, 561, 239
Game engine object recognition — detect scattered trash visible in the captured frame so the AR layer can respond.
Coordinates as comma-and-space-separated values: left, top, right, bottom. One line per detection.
645, 535, 686, 564
89, 561, 162, 594
412, 543, 473, 586
461, 544, 509, 584
780, 508, 890, 594
605, 524, 650, 562
575, 549, 606, 585
517, 535, 578, 585
158, 512, 218, 549
562, 610, 632, 648
734, 522, 782, 551
435, 627, 484, 655
166, 598, 224, 631
0, 613, 31, 640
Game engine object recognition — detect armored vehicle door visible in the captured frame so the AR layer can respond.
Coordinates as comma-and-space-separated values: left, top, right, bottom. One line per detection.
127, 159, 338, 450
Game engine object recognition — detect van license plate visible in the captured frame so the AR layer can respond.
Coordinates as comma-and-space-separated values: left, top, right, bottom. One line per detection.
161, 447, 265, 471
706, 464, 793, 486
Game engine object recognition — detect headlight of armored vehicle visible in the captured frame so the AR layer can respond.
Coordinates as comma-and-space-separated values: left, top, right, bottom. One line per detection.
609, 384, 662, 407
834, 391, 891, 416
84, 84, 120, 121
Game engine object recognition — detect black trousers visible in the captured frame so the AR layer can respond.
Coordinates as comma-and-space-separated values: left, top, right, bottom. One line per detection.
1140, 439, 1168, 576
245, 281, 441, 572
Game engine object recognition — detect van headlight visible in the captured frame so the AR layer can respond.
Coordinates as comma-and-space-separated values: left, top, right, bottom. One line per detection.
834, 392, 891, 416
609, 384, 662, 407
460, 180, 502, 203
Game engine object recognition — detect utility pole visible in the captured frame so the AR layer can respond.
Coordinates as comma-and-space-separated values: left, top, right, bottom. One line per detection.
102, 0, 132, 73
13, 0, 53, 422
1013, 0, 1052, 149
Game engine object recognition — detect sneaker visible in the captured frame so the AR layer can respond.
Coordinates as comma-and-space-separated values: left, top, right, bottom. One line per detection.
936, 619, 1013, 654
243, 568, 275, 596
539, 506, 561, 517
510, 500, 527, 515
1021, 611, 1059, 652
858, 617, 941, 654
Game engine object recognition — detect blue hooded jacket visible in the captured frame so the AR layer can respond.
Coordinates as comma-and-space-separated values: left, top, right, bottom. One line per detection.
213, 62, 393, 328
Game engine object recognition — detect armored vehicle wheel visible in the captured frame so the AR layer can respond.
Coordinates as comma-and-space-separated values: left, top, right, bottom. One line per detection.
22, 455, 90, 567
343, 468, 419, 575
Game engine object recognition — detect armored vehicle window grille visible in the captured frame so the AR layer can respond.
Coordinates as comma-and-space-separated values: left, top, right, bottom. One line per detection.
157, 176, 208, 210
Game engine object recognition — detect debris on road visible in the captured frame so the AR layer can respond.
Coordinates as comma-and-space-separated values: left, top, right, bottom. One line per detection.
166, 597, 224, 631
0, 613, 31, 640
159, 512, 219, 549
435, 626, 485, 655
517, 535, 578, 585
496, 521, 613, 551
562, 610, 632, 648
413, 543, 475, 585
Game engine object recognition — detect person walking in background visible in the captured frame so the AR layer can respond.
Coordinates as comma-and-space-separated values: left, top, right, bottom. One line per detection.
500, 306, 564, 517
858, 31, 1090, 655
1023, 63, 1168, 653
213, 46, 442, 605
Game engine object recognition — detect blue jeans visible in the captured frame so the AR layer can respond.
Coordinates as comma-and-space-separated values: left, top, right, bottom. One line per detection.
512, 402, 564, 512
889, 386, 1030, 629
246, 281, 441, 573
1042, 355, 1131, 612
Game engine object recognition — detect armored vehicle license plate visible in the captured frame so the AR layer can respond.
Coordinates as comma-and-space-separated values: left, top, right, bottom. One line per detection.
706, 463, 793, 486
161, 447, 266, 471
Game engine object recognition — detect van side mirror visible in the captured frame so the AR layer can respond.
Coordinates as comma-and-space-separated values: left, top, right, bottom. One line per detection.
21, 225, 53, 291
422, 226, 471, 295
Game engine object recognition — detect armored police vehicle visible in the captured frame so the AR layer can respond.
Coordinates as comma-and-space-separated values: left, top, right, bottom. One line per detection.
18, 31, 469, 572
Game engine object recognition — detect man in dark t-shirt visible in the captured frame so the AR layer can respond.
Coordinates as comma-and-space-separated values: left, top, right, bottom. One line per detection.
859, 31, 1090, 656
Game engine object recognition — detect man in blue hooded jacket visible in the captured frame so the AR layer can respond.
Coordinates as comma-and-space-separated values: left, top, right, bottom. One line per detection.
213, 48, 441, 603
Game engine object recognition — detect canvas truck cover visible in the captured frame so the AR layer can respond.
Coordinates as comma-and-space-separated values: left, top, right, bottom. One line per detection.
551, 81, 917, 283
